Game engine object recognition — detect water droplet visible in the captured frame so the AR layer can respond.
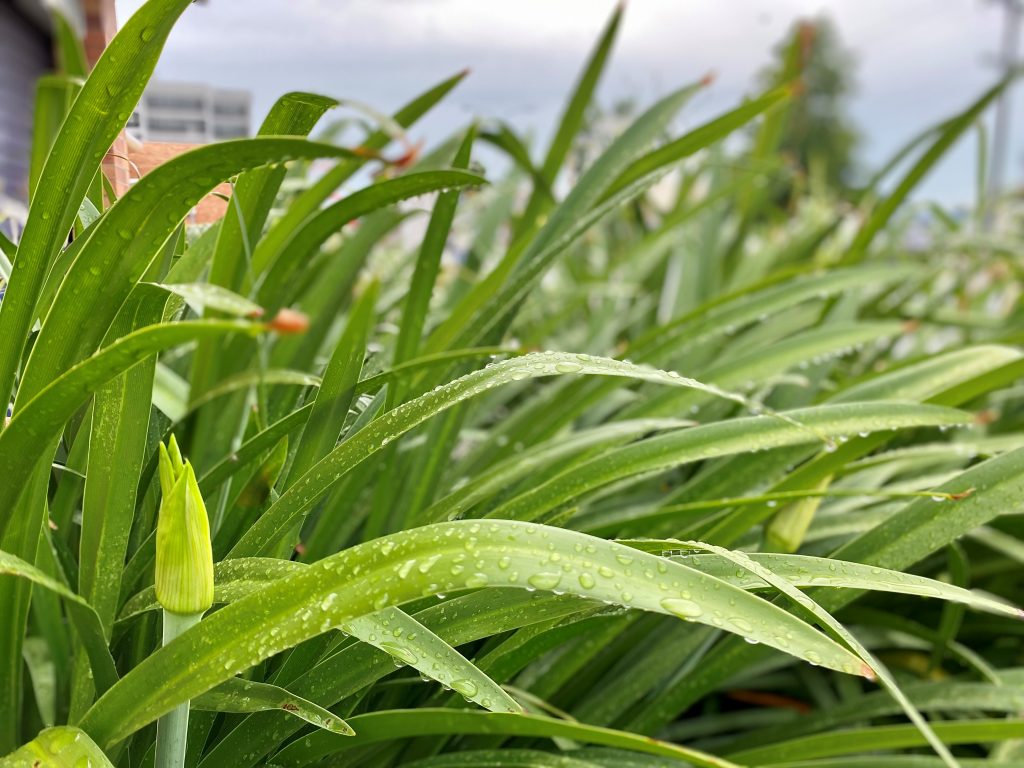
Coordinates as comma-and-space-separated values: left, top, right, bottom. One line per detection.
729, 617, 753, 633
527, 572, 562, 591
379, 642, 417, 665
661, 597, 704, 619
451, 679, 478, 698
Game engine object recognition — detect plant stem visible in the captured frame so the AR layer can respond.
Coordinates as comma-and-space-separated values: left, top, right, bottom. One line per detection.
155, 610, 202, 768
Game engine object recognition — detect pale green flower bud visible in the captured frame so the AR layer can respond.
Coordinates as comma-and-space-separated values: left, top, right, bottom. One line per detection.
155, 438, 214, 615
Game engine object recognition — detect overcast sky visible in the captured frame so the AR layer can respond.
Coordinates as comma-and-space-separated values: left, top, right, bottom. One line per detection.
114, 0, 1021, 205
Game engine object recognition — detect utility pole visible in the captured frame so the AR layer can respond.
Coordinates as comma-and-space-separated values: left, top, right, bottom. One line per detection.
987, 0, 1022, 225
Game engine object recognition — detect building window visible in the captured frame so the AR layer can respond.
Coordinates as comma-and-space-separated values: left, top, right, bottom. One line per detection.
214, 102, 248, 116
146, 96, 204, 111
213, 124, 248, 139
149, 118, 207, 134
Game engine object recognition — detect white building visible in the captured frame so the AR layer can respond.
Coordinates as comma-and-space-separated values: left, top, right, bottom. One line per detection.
127, 82, 251, 144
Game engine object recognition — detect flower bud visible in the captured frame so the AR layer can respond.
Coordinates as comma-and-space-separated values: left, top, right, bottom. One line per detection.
155, 437, 214, 615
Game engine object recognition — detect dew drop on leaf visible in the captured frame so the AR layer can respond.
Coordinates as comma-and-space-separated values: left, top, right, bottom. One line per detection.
660, 597, 704, 619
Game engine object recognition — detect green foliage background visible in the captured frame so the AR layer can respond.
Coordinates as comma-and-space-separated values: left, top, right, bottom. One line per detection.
0, 3, 1022, 767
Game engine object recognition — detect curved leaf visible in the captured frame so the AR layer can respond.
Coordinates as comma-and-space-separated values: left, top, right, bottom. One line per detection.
728, 719, 1024, 764
255, 170, 486, 309
681, 551, 1019, 618
80, 520, 867, 747
120, 559, 519, 714
0, 0, 195, 408
272, 709, 737, 768
485, 402, 969, 523
18, 138, 353, 405
229, 352, 785, 557
0, 725, 113, 767
344, 606, 521, 714
0, 318, 263, 536
0, 550, 116, 696
191, 677, 353, 735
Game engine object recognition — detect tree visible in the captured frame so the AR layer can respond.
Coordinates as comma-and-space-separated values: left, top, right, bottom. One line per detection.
759, 16, 861, 194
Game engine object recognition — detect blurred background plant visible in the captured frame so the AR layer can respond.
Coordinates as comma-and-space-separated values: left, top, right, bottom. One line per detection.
0, 2, 1023, 767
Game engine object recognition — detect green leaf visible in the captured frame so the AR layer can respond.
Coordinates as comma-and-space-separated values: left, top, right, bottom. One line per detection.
0, 318, 263, 538
246, 69, 468, 291
189, 92, 341, 401
344, 606, 521, 714
628, 446, 1024, 735
28, 75, 79, 203
208, 92, 339, 293
605, 83, 793, 198
624, 321, 906, 419
185, 370, 321, 417
675, 541, 956, 767
72, 295, 164, 717
17, 138, 353, 407
191, 677, 353, 735
118, 558, 303, 623
0, 0, 196, 411
0, 726, 114, 767
479, 123, 551, 200
727, 719, 1024, 764
121, 558, 519, 714
194, 591, 586, 768
421, 419, 693, 525
254, 169, 486, 310
229, 352, 789, 557
655, 550, 1021, 619
271, 709, 738, 768
394, 126, 476, 372
842, 74, 1015, 263
80, 519, 866, 747
401, 750, 615, 768
514, 2, 624, 236
287, 281, 377, 484
486, 402, 969, 523
153, 283, 264, 319
0, 550, 116, 696
637, 264, 919, 362
426, 169, 668, 356
435, 80, 707, 354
